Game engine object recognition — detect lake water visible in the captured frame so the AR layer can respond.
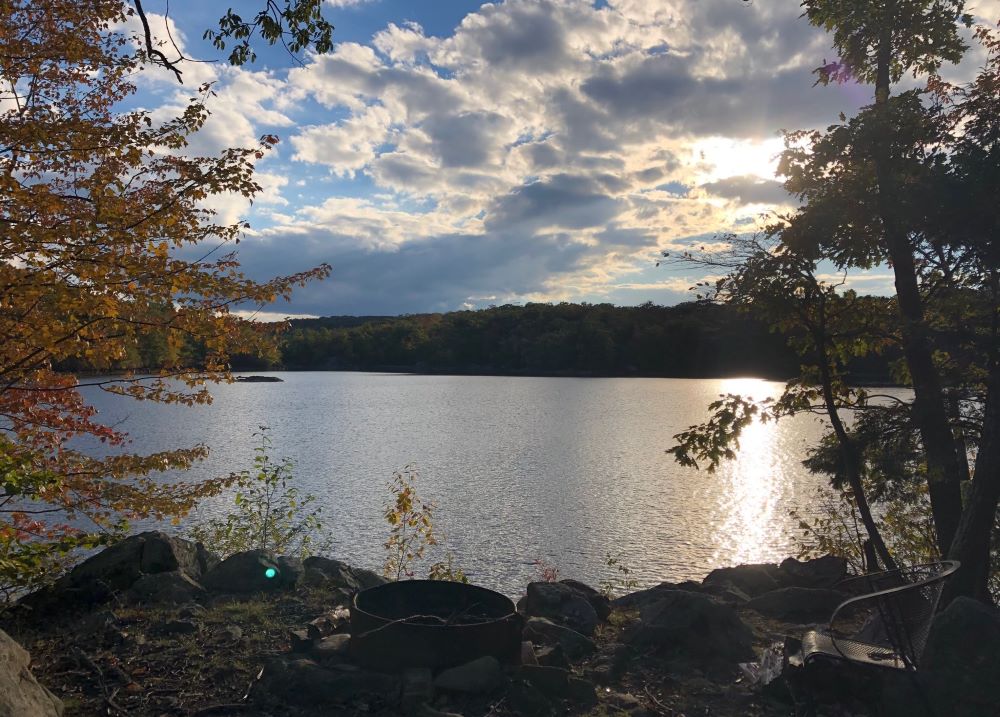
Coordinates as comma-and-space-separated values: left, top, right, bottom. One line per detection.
80, 372, 837, 596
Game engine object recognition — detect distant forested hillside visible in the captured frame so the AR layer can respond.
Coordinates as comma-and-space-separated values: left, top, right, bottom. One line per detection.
276, 302, 806, 378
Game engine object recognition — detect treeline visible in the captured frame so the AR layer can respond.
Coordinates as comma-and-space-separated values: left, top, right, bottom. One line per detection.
272, 301, 889, 379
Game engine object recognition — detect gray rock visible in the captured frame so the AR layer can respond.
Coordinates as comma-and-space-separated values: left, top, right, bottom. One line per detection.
433, 656, 505, 694
160, 618, 199, 635
778, 555, 848, 589
128, 571, 206, 604
522, 617, 596, 661
311, 634, 351, 662
302, 556, 387, 592
518, 665, 597, 707
0, 629, 63, 716
524, 582, 599, 636
217, 625, 243, 642
58, 532, 205, 597
179, 603, 207, 619
202, 550, 295, 593
520, 641, 538, 666
613, 583, 678, 610
258, 657, 400, 708
627, 590, 756, 668
533, 644, 570, 670
747, 587, 846, 622
559, 579, 612, 621
701, 563, 782, 598
507, 678, 552, 715
288, 628, 314, 653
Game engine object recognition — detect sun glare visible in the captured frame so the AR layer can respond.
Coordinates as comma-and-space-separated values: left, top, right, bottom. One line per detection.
691, 136, 785, 183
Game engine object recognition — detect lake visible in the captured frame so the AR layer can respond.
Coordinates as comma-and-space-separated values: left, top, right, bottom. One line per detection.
80, 372, 837, 596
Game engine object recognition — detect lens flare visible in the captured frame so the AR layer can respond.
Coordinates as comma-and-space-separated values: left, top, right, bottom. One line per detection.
264, 567, 277, 579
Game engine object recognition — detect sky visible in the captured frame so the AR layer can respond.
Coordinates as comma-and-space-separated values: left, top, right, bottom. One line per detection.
132, 0, 1000, 318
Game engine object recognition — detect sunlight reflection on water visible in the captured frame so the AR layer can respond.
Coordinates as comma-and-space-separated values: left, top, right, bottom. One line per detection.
712, 378, 784, 566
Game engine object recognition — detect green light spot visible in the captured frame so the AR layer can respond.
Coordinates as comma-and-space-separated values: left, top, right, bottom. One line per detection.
264, 567, 277, 579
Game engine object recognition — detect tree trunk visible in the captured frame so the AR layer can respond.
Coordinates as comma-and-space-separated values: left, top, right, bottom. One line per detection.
873, 3, 966, 554
945, 368, 1000, 603
815, 322, 897, 571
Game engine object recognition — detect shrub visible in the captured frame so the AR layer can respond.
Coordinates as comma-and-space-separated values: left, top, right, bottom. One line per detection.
190, 427, 326, 558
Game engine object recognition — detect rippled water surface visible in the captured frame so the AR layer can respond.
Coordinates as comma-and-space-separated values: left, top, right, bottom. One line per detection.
81, 373, 836, 595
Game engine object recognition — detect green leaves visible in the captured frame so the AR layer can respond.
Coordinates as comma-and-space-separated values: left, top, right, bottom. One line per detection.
188, 427, 328, 559
203, 0, 334, 66
667, 394, 762, 472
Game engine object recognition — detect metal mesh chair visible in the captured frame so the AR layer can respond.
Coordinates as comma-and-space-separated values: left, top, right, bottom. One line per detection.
800, 560, 960, 671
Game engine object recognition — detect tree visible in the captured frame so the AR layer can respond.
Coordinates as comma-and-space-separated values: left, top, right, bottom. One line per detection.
0, 0, 329, 591
665, 235, 899, 571
798, 0, 973, 553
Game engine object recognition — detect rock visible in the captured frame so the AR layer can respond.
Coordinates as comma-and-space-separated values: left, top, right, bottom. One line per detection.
697, 582, 751, 604
613, 583, 677, 610
626, 590, 755, 668
507, 678, 552, 716
518, 665, 597, 707
288, 628, 314, 653
217, 625, 243, 642
312, 634, 351, 662
890, 597, 1000, 717
522, 617, 596, 661
159, 618, 198, 635
276, 555, 304, 587
521, 641, 538, 666
128, 571, 206, 604
0, 629, 63, 716
747, 587, 846, 623
778, 555, 848, 589
179, 603, 208, 619
524, 582, 599, 636
559, 579, 612, 621
533, 645, 570, 670
302, 556, 388, 592
701, 563, 782, 598
433, 656, 505, 694
258, 657, 400, 708
78, 532, 208, 588
401, 667, 434, 707
202, 550, 296, 593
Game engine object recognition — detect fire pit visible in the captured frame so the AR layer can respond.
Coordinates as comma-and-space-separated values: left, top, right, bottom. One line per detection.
349, 580, 522, 670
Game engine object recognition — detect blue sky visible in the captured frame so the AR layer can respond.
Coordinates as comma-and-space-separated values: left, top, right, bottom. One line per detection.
132, 0, 999, 318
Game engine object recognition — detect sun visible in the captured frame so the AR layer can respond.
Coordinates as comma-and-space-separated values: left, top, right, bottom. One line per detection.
691, 136, 785, 183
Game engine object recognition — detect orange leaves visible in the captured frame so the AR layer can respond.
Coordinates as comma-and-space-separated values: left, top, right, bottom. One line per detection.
0, 0, 327, 590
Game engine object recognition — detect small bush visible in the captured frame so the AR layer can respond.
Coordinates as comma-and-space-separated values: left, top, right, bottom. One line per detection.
190, 426, 326, 558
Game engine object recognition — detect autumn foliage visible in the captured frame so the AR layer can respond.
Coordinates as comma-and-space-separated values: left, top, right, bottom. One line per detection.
0, 0, 328, 592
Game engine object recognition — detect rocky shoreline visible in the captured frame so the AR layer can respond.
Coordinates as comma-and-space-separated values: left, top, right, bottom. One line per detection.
1, 532, 997, 716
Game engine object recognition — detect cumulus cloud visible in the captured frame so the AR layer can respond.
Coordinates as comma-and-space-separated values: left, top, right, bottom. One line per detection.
139, 0, 995, 314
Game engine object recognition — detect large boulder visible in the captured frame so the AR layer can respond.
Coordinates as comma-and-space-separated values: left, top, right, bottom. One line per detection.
778, 556, 848, 589
881, 597, 1000, 717
522, 617, 596, 661
69, 531, 212, 591
558, 580, 611, 621
202, 550, 300, 593
302, 557, 387, 592
0, 629, 63, 716
128, 571, 206, 604
626, 590, 756, 668
747, 587, 846, 623
702, 563, 782, 598
524, 582, 599, 636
